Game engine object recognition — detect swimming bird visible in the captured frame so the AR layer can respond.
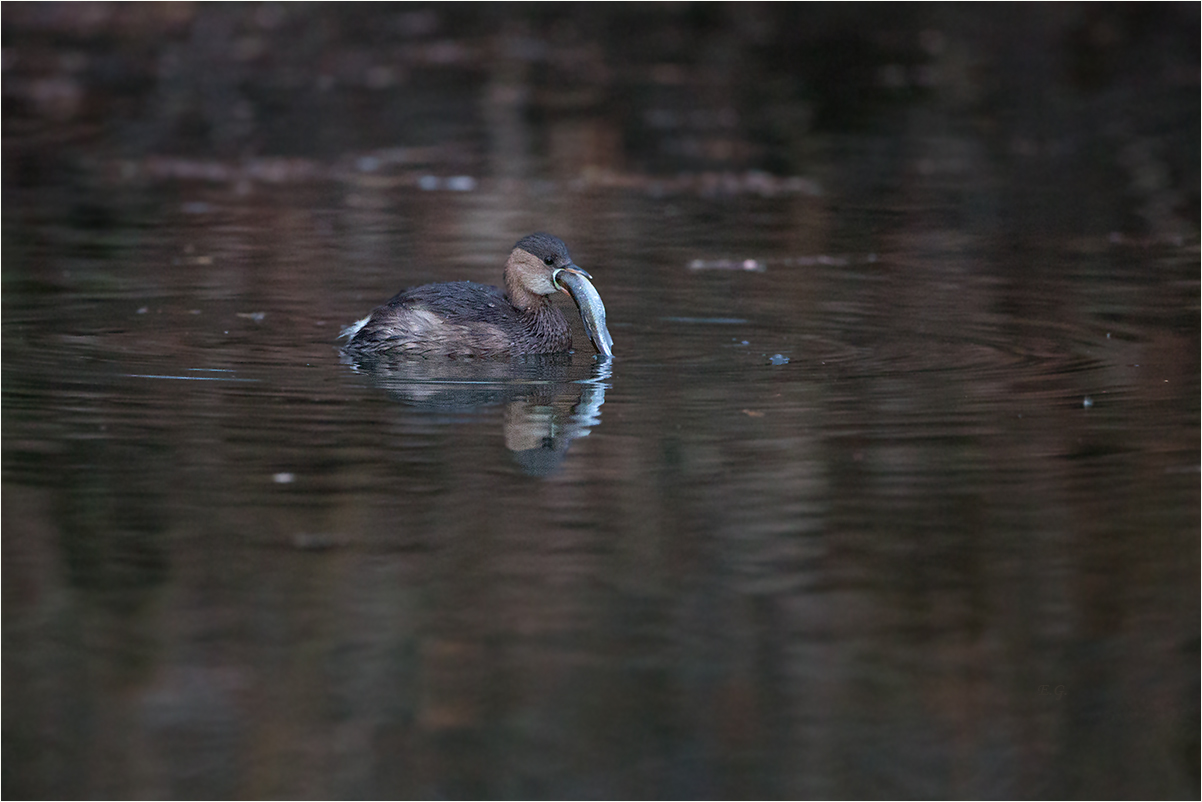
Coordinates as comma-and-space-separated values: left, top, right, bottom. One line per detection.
339, 233, 613, 358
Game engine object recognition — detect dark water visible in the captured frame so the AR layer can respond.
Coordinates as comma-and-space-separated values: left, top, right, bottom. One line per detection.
4, 5, 1199, 799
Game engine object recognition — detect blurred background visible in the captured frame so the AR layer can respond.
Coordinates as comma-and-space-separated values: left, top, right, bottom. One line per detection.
5, 4, 1197, 217
3, 4, 1199, 799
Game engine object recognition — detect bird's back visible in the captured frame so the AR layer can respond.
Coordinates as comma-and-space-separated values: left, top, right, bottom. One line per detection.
342, 280, 571, 357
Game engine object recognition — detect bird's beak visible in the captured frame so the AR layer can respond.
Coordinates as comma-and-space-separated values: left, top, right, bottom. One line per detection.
552, 264, 592, 293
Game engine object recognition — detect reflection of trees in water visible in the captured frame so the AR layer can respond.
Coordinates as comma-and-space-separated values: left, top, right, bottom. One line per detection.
5, 4, 1196, 234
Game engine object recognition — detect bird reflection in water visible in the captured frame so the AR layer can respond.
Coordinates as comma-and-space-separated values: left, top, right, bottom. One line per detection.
340, 352, 612, 476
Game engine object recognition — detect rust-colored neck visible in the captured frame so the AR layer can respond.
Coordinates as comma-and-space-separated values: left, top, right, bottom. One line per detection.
503, 248, 555, 313
504, 273, 547, 313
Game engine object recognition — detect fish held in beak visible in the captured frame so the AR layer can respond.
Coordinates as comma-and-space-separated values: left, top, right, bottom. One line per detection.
554, 267, 614, 357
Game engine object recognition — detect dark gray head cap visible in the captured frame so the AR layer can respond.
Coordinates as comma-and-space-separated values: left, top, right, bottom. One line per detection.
515, 232, 572, 265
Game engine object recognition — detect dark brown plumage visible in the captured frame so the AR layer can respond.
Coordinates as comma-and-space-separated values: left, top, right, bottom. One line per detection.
340, 233, 595, 358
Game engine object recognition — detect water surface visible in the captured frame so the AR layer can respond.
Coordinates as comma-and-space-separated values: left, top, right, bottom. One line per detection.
4, 6, 1198, 799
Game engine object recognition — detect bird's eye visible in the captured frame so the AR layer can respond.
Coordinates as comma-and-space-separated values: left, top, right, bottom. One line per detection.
544, 256, 554, 266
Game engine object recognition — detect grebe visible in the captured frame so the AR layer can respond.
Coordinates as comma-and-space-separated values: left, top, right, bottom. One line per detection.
339, 233, 613, 358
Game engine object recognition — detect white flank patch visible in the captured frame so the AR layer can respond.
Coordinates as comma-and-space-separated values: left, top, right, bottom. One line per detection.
338, 315, 371, 339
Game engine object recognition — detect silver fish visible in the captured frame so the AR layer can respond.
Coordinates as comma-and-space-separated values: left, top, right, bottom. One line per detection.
554, 267, 614, 357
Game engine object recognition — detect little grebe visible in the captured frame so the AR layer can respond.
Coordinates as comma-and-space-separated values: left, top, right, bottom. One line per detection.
340, 233, 613, 358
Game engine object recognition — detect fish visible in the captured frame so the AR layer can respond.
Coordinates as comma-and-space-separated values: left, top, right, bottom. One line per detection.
554, 268, 614, 357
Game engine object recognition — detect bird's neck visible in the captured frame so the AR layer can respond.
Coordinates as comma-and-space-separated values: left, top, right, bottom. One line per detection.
504, 270, 548, 314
